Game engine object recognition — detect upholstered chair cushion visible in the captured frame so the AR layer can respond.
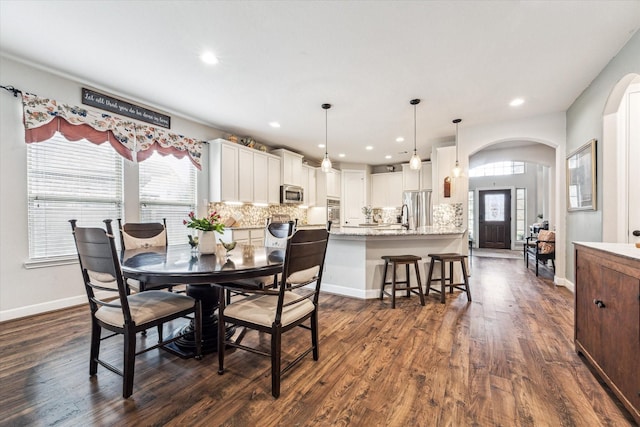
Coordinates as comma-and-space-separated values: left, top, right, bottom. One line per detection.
537, 230, 555, 254
95, 291, 195, 327
224, 292, 315, 327
286, 265, 320, 285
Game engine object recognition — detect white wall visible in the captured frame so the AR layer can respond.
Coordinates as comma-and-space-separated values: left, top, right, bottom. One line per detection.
0, 56, 225, 320
456, 113, 567, 283
565, 31, 640, 282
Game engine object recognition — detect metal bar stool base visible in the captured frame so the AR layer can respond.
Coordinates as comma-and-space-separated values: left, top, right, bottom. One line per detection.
379, 255, 425, 309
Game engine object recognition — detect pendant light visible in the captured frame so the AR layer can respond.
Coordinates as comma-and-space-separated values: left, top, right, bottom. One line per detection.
452, 118, 462, 177
320, 103, 332, 173
409, 99, 422, 170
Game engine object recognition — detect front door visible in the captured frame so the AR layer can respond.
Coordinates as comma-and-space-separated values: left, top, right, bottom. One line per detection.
479, 189, 511, 249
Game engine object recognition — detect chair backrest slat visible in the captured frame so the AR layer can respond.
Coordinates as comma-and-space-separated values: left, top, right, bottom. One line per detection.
275, 227, 330, 322
117, 218, 168, 250
71, 219, 132, 320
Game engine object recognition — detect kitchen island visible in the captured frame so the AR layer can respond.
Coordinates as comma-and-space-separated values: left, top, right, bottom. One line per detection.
322, 225, 467, 299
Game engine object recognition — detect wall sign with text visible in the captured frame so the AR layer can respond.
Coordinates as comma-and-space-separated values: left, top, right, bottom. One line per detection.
81, 88, 171, 129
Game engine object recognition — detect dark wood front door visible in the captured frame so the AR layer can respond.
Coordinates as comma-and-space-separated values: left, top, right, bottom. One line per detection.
479, 189, 511, 249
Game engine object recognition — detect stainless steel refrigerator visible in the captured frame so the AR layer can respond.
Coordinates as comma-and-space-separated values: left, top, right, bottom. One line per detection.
402, 190, 432, 230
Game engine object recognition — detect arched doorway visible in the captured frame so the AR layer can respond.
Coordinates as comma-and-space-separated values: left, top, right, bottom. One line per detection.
602, 73, 640, 243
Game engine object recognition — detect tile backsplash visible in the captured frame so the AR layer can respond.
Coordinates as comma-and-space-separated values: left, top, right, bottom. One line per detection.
208, 203, 308, 227
432, 203, 463, 227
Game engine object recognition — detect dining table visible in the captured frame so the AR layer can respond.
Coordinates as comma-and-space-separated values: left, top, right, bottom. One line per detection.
120, 244, 284, 357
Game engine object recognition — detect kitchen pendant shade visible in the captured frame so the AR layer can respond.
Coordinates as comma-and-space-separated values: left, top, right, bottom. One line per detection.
321, 103, 332, 173
409, 153, 422, 170
409, 98, 421, 170
321, 154, 332, 173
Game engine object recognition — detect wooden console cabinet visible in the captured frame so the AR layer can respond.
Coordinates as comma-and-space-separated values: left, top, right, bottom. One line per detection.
574, 243, 640, 424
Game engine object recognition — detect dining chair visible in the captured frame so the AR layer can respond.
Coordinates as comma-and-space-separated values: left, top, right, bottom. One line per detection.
117, 218, 173, 293
217, 225, 331, 398
70, 219, 202, 398
220, 220, 295, 291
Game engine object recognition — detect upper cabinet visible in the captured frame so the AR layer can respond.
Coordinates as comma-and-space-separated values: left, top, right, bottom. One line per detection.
370, 172, 402, 208
401, 161, 432, 191
271, 148, 303, 187
209, 138, 280, 204
301, 164, 317, 206
317, 168, 341, 202
267, 156, 281, 204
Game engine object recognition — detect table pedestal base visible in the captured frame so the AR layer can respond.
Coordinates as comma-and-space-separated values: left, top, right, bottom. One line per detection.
166, 284, 234, 358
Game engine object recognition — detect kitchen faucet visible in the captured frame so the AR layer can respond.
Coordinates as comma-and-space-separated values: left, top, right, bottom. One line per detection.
401, 204, 409, 230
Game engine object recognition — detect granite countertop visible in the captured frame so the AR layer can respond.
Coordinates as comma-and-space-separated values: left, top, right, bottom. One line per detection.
331, 225, 466, 237
573, 241, 640, 261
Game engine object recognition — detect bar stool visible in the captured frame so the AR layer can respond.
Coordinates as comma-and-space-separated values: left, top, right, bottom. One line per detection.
379, 255, 425, 309
425, 253, 471, 304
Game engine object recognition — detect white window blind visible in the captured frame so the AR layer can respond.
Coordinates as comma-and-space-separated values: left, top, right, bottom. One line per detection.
139, 152, 197, 246
27, 133, 124, 259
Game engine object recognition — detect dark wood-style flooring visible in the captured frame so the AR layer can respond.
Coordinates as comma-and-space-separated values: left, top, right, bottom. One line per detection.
0, 255, 636, 426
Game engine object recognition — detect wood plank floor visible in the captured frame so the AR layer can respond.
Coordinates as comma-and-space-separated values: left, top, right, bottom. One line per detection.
0, 256, 636, 426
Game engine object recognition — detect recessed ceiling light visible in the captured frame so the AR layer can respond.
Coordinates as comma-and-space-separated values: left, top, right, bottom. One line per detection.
385, 155, 392, 159
338, 153, 346, 158
269, 121, 280, 128
200, 51, 219, 65
396, 137, 404, 142
510, 98, 524, 107
365, 146, 373, 150
318, 144, 325, 148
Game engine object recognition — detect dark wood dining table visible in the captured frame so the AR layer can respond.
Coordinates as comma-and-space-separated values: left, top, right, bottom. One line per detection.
120, 244, 284, 357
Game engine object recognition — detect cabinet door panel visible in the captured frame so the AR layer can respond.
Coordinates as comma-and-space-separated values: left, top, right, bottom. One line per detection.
599, 266, 640, 410
253, 153, 268, 204
238, 150, 254, 202
575, 251, 604, 364
221, 144, 238, 201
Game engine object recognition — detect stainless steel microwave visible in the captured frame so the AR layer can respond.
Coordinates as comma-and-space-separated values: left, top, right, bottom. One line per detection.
280, 185, 304, 204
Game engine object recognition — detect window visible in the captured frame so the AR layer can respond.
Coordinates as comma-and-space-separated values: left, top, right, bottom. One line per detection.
469, 161, 525, 177
27, 134, 123, 259
468, 190, 474, 241
516, 188, 526, 241
139, 152, 197, 246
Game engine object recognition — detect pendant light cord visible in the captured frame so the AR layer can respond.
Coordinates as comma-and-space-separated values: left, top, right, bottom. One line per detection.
413, 103, 417, 154
325, 107, 328, 156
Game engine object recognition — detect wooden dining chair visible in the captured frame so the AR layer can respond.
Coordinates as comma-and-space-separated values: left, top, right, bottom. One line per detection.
217, 225, 331, 398
70, 219, 202, 398
117, 218, 173, 293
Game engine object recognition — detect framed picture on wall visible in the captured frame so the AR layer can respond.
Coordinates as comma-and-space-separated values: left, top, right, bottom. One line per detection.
567, 139, 597, 211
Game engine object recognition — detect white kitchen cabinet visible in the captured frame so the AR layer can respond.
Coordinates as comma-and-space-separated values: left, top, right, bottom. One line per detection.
252, 152, 269, 204
420, 161, 433, 190
402, 164, 420, 191
267, 157, 281, 204
302, 164, 316, 206
210, 138, 280, 204
316, 167, 341, 203
370, 172, 402, 208
271, 148, 303, 187
209, 139, 238, 202
342, 170, 367, 225
401, 161, 433, 192
238, 149, 254, 202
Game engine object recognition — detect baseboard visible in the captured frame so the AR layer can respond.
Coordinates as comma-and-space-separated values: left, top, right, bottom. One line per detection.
0, 291, 109, 322
319, 282, 374, 299
556, 277, 575, 293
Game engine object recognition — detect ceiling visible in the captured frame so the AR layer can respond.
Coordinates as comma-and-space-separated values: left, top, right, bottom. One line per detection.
1, 1, 639, 166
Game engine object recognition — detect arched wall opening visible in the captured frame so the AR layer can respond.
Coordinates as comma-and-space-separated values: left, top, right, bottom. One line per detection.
602, 73, 640, 243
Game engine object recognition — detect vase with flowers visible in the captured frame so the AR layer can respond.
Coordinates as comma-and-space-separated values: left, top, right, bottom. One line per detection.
184, 211, 225, 254
362, 205, 373, 224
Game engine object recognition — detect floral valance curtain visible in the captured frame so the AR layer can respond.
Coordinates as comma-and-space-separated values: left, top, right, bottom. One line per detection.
21, 93, 203, 169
